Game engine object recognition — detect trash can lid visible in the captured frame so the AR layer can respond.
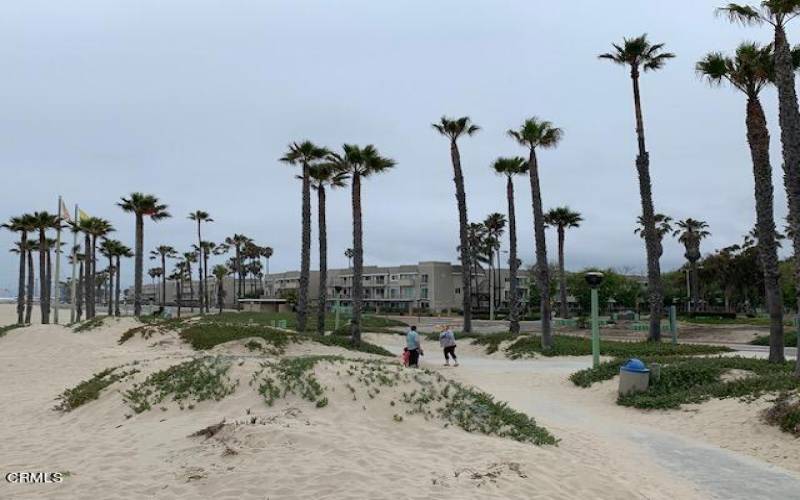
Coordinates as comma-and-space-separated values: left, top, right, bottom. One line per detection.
620, 358, 649, 373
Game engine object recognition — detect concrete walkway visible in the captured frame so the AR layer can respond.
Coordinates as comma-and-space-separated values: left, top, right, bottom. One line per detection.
375, 337, 800, 500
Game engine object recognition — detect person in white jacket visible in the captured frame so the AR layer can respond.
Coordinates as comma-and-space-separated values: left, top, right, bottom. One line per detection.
438, 325, 459, 367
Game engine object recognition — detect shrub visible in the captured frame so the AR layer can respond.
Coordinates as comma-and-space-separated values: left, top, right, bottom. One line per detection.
123, 357, 238, 413
55, 366, 139, 412
504, 335, 729, 359
750, 330, 798, 348
179, 323, 293, 354
762, 392, 800, 436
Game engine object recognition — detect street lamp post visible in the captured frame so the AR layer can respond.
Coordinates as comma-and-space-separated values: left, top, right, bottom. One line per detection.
585, 272, 604, 368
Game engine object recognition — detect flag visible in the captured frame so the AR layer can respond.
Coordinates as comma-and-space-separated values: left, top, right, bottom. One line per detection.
78, 209, 90, 222
60, 199, 72, 222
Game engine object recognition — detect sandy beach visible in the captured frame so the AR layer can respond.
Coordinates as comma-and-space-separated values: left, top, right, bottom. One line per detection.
0, 305, 798, 500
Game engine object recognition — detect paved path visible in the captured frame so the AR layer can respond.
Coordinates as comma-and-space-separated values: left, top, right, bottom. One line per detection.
375, 338, 800, 499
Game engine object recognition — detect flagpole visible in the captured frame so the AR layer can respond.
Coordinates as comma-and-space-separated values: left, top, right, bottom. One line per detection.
54, 196, 62, 324
70, 204, 79, 323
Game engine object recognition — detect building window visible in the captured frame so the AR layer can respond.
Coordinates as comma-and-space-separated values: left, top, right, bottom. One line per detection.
455, 288, 461, 295
420, 288, 428, 299
421, 274, 429, 284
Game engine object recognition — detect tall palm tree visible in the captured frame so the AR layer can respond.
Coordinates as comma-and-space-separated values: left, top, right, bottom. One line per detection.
718, 3, 800, 373
212, 264, 228, 313
99, 239, 117, 316
310, 161, 348, 335
182, 251, 197, 310
118, 193, 170, 316
492, 157, 529, 334
83, 217, 114, 318
697, 42, 787, 363
113, 242, 133, 316
224, 233, 250, 309
483, 212, 506, 318
433, 116, 480, 333
148, 267, 162, 304
328, 144, 396, 343
344, 248, 354, 269
188, 211, 213, 314
150, 245, 177, 307
600, 34, 675, 342
69, 245, 84, 321
30, 212, 58, 323
2, 214, 35, 324
508, 117, 562, 349
673, 219, 711, 313
544, 207, 583, 319
280, 141, 331, 332
200, 240, 216, 309
262, 246, 273, 295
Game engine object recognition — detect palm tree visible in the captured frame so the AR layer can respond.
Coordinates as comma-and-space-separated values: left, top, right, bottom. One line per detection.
148, 267, 162, 304
188, 210, 213, 314
492, 157, 529, 334
280, 141, 331, 332
69, 245, 84, 321
182, 251, 197, 310
697, 42, 787, 363
544, 207, 583, 319
30, 212, 58, 323
99, 239, 117, 317
344, 248, 354, 269
483, 212, 506, 318
310, 161, 348, 335
673, 219, 711, 313
718, 3, 800, 373
328, 144, 396, 343
262, 246, 273, 295
212, 264, 228, 313
508, 118, 562, 349
150, 245, 177, 307
200, 240, 216, 309
113, 242, 133, 316
224, 233, 250, 309
82, 217, 114, 318
2, 214, 35, 324
433, 116, 480, 333
118, 193, 171, 316
600, 34, 674, 342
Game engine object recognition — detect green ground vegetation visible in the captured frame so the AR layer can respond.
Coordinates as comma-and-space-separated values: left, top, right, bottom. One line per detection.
570, 355, 799, 410
55, 366, 139, 412
750, 330, 797, 347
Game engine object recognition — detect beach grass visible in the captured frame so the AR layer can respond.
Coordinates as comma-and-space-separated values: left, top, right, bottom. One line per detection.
496, 334, 731, 359
55, 366, 139, 412
0, 323, 26, 338
571, 355, 798, 410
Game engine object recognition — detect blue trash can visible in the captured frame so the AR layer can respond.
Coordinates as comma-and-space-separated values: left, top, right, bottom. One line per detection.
619, 358, 650, 395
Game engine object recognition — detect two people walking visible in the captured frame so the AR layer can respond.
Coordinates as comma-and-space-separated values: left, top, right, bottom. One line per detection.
403, 324, 458, 368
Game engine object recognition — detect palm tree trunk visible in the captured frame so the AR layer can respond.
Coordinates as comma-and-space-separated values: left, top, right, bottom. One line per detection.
528, 149, 552, 348
507, 176, 520, 335
38, 230, 49, 324
204, 253, 210, 312
745, 94, 785, 363
160, 255, 166, 308
690, 260, 700, 312
186, 260, 194, 312
107, 256, 114, 316
631, 68, 664, 342
772, 25, 799, 370
218, 280, 224, 313
351, 172, 363, 343
317, 185, 327, 335
197, 221, 204, 314
558, 225, 569, 319
90, 234, 98, 318
16, 233, 26, 324
298, 163, 312, 332
115, 256, 121, 316
26, 249, 34, 323
133, 214, 144, 316
449, 140, 472, 333
45, 247, 52, 322
496, 249, 502, 312
176, 279, 182, 318
76, 261, 83, 321
235, 247, 242, 310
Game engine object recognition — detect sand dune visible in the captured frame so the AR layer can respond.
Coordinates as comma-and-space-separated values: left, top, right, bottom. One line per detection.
0, 305, 797, 499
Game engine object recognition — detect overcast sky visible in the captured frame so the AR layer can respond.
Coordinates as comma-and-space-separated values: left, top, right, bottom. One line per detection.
0, 0, 795, 293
